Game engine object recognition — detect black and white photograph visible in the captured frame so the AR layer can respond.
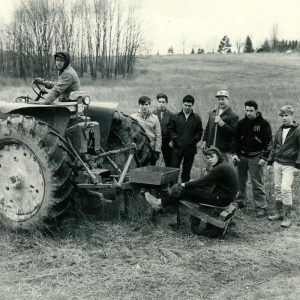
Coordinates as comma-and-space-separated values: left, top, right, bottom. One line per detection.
0, 0, 300, 299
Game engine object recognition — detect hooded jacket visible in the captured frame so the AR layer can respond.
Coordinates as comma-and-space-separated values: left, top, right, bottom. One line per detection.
232, 112, 272, 160
268, 122, 300, 168
185, 146, 238, 203
43, 50, 80, 104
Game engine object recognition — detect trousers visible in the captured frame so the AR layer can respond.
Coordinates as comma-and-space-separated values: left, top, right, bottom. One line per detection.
161, 138, 173, 167
171, 151, 195, 182
236, 155, 267, 208
274, 162, 295, 205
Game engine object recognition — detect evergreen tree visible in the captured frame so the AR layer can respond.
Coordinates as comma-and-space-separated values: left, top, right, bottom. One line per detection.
217, 35, 232, 53
244, 35, 254, 53
261, 39, 271, 52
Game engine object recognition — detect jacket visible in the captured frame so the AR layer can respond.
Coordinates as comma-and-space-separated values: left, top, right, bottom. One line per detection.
203, 106, 239, 152
168, 110, 203, 154
268, 122, 300, 168
152, 108, 174, 140
185, 155, 238, 204
131, 111, 162, 152
43, 50, 80, 104
232, 112, 272, 160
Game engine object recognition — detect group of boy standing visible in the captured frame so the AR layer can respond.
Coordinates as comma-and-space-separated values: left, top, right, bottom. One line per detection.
131, 91, 300, 228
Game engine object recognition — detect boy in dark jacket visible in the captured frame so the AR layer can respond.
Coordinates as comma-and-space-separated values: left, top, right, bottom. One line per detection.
153, 93, 174, 167
202, 90, 239, 161
232, 100, 272, 217
267, 105, 300, 227
179, 146, 238, 207
169, 95, 203, 182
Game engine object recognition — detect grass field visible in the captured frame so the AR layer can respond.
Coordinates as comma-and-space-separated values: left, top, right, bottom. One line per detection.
1, 53, 300, 299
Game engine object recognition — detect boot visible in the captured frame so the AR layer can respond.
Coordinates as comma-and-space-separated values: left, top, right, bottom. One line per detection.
144, 192, 162, 211
190, 216, 201, 235
268, 201, 284, 221
281, 205, 292, 228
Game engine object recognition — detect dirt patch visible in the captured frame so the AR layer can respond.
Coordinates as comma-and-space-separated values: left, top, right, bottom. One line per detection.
1, 204, 300, 300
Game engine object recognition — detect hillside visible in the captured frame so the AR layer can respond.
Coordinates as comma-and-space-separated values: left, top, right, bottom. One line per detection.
2, 53, 300, 126
1, 53, 300, 299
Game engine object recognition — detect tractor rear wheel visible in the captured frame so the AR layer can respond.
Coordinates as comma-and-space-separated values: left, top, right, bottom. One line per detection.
0, 115, 74, 230
104, 111, 152, 172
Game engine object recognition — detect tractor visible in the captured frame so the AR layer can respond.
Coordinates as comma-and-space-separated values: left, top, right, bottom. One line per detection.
0, 81, 180, 230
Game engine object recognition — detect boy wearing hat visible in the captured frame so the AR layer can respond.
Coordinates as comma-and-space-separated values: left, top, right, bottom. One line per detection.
202, 90, 239, 161
152, 93, 174, 167
178, 146, 238, 206
169, 95, 203, 182
267, 105, 300, 227
34, 50, 80, 104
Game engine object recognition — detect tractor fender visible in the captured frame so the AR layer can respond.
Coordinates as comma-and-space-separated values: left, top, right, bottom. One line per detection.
87, 102, 118, 145
0, 102, 71, 135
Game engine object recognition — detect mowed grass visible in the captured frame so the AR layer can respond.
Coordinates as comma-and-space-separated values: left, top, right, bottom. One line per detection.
1, 53, 300, 299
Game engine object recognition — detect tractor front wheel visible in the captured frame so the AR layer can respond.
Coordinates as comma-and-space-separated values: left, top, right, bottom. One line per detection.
0, 115, 74, 230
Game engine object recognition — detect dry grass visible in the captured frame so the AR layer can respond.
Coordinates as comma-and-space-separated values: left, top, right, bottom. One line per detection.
1, 53, 300, 299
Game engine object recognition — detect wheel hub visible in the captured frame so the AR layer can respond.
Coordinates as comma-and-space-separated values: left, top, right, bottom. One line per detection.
0, 141, 45, 222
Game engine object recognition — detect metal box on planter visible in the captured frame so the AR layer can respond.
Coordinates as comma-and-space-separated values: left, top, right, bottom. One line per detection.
128, 166, 180, 186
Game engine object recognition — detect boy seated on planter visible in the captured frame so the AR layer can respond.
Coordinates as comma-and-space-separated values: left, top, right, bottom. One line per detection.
168, 146, 238, 208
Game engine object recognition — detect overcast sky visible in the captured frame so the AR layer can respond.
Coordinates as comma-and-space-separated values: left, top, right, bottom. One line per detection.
1, 0, 300, 54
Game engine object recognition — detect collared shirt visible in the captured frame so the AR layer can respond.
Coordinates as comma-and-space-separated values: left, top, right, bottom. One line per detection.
183, 111, 191, 120
153, 108, 174, 140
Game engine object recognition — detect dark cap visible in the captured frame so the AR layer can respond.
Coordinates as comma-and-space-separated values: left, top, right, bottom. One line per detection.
54, 52, 66, 60
203, 146, 223, 163
182, 95, 195, 104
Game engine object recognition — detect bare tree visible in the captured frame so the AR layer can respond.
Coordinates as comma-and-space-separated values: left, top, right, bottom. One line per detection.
0, 0, 142, 79
271, 24, 279, 52
180, 34, 186, 55
235, 37, 244, 54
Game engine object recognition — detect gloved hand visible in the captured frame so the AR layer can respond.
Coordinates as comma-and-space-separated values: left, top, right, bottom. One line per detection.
201, 141, 207, 152
152, 151, 160, 162
232, 154, 240, 165
34, 77, 44, 85
168, 183, 183, 198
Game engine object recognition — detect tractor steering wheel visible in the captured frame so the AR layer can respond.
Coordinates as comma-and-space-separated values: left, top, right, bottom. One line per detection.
31, 80, 48, 101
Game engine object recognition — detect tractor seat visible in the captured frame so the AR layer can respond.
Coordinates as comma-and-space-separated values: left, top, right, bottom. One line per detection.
54, 91, 90, 113
67, 91, 90, 102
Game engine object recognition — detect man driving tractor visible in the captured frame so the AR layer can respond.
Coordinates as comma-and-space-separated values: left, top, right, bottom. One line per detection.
34, 50, 80, 104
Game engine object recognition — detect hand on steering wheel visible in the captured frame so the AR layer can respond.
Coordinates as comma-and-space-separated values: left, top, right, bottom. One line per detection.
32, 79, 48, 100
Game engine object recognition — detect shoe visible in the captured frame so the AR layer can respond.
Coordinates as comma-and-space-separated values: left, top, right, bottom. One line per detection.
144, 192, 162, 210
281, 205, 292, 228
268, 201, 284, 221
256, 208, 267, 218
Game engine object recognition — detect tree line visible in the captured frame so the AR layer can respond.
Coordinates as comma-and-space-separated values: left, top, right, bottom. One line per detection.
167, 32, 300, 55
0, 0, 142, 79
